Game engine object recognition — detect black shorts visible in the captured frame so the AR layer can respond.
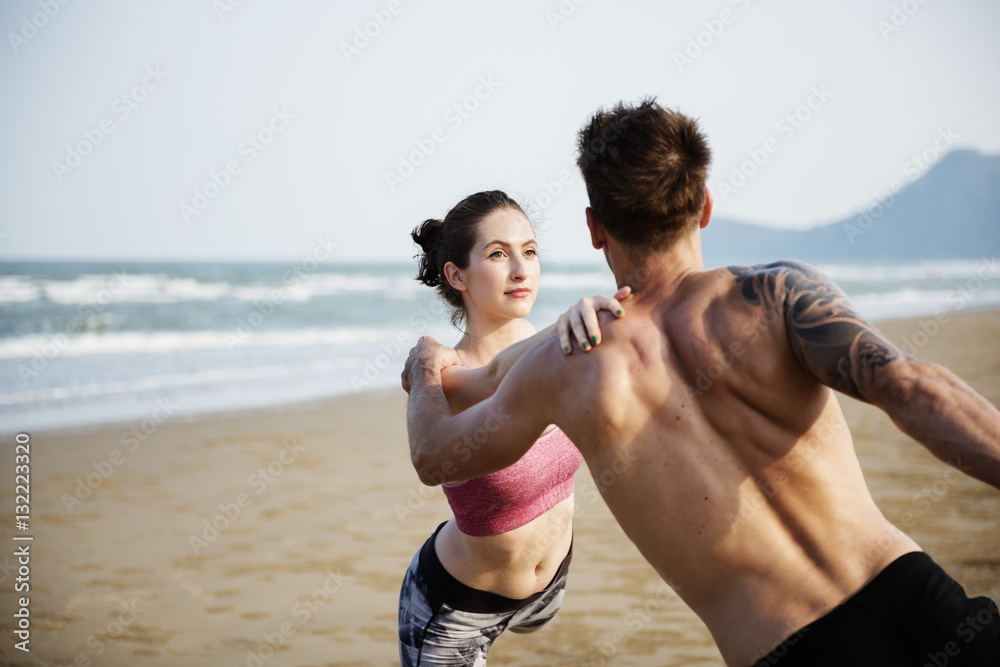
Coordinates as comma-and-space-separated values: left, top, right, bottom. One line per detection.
754, 551, 1000, 666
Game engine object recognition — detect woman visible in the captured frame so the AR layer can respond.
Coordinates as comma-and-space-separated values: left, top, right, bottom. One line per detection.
398, 190, 627, 665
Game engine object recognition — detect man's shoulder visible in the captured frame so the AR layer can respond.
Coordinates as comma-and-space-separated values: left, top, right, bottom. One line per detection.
513, 330, 599, 372
589, 309, 665, 382
726, 259, 820, 283
724, 260, 829, 307
527, 320, 634, 382
500, 330, 620, 408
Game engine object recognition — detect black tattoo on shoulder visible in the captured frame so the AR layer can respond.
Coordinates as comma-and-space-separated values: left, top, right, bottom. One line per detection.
728, 261, 899, 402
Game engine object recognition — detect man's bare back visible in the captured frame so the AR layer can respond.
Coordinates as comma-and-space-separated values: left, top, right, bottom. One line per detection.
403, 99, 1000, 665
545, 260, 923, 662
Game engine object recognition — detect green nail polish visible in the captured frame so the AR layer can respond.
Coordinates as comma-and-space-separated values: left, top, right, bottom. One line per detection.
563, 346, 570, 354
591, 336, 598, 345
617, 309, 623, 316
582, 342, 589, 349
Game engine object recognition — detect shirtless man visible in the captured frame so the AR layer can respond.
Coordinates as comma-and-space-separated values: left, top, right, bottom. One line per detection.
402, 99, 1000, 665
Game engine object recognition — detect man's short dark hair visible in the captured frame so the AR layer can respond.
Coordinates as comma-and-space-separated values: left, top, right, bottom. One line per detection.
576, 98, 712, 250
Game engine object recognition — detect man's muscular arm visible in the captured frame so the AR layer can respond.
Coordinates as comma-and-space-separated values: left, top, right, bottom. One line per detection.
440, 325, 558, 414
731, 261, 1000, 489
439, 289, 630, 413
405, 336, 563, 485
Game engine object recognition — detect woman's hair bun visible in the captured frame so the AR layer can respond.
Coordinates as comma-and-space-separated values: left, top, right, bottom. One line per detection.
412, 218, 444, 287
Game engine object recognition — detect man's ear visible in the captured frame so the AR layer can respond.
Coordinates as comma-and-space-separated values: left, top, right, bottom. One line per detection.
586, 208, 606, 249
699, 187, 713, 229
442, 262, 466, 291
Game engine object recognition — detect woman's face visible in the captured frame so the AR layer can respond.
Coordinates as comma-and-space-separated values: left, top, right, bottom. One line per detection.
453, 207, 539, 325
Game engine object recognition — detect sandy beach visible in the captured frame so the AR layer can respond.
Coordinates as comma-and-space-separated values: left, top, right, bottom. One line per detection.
1, 309, 999, 667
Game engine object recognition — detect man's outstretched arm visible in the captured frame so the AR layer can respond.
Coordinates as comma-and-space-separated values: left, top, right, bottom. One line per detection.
731, 260, 1000, 490
438, 325, 558, 414
439, 288, 629, 413
404, 336, 563, 486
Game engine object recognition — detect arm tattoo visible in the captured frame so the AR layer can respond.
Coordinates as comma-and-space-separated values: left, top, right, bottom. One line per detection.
729, 261, 899, 402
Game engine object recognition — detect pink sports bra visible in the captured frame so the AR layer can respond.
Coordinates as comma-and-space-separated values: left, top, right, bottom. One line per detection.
441, 351, 584, 537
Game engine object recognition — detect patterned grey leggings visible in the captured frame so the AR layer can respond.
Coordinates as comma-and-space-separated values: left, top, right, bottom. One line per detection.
398, 522, 572, 666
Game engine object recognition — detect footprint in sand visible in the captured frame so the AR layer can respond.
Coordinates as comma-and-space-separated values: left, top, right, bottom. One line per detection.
71, 562, 104, 572
209, 588, 240, 598
239, 611, 270, 620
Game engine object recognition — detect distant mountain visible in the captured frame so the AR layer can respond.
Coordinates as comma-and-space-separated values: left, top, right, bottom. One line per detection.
702, 149, 1000, 266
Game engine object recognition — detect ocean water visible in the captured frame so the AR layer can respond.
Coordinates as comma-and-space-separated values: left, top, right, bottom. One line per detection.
1, 258, 999, 434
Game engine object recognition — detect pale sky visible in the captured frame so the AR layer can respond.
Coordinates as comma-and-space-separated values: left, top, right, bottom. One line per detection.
1, 0, 998, 264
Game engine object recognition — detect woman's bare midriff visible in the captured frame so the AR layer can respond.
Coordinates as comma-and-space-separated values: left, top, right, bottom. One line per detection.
434, 494, 575, 600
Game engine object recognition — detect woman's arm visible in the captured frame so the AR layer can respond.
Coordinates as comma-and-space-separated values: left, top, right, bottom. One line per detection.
441, 287, 630, 413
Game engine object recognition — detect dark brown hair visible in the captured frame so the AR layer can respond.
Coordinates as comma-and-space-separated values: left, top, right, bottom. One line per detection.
412, 190, 529, 328
576, 97, 712, 250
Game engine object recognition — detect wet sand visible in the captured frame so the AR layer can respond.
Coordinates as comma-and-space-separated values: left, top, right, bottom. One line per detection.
1, 310, 998, 666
